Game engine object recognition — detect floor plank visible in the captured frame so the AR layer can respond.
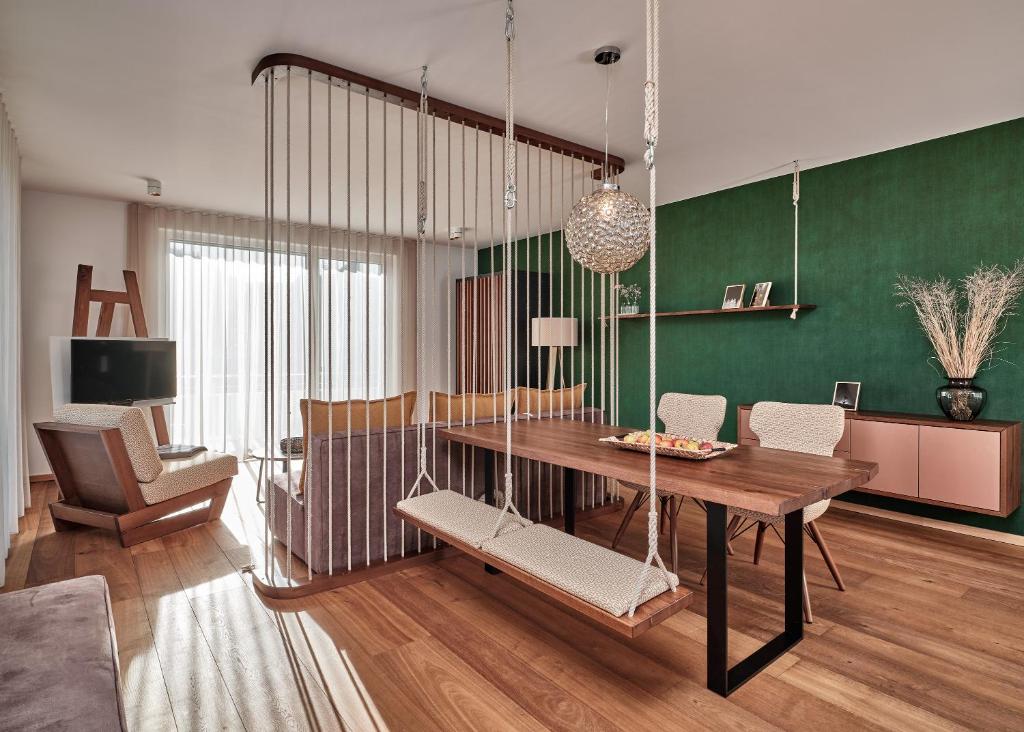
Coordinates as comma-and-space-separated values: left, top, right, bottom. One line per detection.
7, 476, 1024, 731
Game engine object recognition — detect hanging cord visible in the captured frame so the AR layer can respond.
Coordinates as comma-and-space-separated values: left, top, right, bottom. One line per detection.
629, 0, 675, 617
406, 66, 440, 499
790, 160, 800, 319
603, 62, 611, 182
488, 0, 528, 538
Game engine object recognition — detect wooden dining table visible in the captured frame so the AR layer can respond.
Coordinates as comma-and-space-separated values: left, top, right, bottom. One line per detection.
440, 417, 878, 697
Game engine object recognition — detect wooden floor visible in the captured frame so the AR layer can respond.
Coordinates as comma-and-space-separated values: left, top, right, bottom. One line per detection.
6, 466, 1024, 731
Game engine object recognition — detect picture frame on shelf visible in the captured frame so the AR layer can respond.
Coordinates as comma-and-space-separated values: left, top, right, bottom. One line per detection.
832, 381, 861, 411
750, 281, 772, 307
722, 284, 746, 309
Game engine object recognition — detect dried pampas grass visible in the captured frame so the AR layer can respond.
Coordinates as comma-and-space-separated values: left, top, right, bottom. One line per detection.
895, 261, 1024, 379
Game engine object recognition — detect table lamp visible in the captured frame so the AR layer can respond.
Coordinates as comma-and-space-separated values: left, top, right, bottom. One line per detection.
531, 317, 579, 390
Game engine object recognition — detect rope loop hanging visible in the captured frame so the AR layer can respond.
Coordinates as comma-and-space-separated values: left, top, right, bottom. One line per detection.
488, 0, 528, 539
790, 160, 800, 319
628, 0, 675, 617
503, 0, 517, 211
405, 64, 440, 500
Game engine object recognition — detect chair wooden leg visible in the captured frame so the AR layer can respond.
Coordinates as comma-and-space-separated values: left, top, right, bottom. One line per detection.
726, 515, 741, 541
807, 520, 845, 591
802, 571, 813, 624
611, 491, 645, 549
668, 496, 679, 575
753, 521, 767, 565
209, 488, 229, 521
659, 495, 669, 534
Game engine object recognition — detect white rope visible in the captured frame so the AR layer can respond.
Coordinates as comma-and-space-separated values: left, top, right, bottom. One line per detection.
406, 66, 440, 500
488, 0, 528, 539
790, 160, 800, 319
629, 0, 674, 617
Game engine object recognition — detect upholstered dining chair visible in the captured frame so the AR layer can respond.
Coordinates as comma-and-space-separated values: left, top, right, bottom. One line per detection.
611, 392, 727, 557
721, 401, 847, 623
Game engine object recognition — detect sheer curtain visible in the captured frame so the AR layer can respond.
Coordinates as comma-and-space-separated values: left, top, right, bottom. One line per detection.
129, 205, 409, 457
1, 95, 28, 587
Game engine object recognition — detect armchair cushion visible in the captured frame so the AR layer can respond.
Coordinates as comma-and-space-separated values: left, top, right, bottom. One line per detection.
54, 404, 163, 482
140, 451, 238, 505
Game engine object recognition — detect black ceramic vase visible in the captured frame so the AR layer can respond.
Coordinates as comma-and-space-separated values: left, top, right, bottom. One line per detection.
936, 378, 986, 422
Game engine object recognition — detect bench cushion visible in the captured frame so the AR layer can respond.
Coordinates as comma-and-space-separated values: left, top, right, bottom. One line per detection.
0, 575, 127, 731
482, 523, 679, 617
396, 489, 530, 548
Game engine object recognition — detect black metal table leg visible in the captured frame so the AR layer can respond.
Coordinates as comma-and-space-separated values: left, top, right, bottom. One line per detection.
563, 467, 577, 535
482, 450, 500, 575
706, 501, 804, 696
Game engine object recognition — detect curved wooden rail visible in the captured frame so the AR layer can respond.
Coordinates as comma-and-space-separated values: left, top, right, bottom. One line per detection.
251, 52, 625, 176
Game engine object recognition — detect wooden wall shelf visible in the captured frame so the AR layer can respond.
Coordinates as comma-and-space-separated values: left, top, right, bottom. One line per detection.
607, 304, 816, 320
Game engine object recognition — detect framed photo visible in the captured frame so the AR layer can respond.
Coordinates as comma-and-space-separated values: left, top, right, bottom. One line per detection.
832, 381, 861, 411
721, 284, 746, 309
749, 281, 772, 307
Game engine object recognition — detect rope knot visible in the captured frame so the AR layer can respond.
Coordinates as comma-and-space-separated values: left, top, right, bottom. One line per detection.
505, 0, 515, 41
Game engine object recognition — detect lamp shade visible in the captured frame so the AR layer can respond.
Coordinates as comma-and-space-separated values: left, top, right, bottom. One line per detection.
531, 317, 578, 347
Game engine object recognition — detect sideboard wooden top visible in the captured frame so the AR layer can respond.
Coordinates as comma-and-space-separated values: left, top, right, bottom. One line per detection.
737, 405, 1019, 432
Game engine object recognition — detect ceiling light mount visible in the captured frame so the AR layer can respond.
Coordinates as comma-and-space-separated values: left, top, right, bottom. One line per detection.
593, 45, 622, 66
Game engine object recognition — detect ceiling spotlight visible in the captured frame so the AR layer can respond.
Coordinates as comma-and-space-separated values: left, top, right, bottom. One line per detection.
146, 178, 162, 197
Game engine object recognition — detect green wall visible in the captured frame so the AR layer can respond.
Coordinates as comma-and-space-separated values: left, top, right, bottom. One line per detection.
485, 117, 1024, 535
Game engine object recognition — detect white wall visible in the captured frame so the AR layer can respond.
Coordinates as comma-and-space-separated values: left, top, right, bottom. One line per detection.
21, 190, 128, 474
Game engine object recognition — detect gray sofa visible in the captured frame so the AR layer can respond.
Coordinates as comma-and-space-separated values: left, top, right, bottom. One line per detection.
0, 575, 127, 731
270, 408, 611, 574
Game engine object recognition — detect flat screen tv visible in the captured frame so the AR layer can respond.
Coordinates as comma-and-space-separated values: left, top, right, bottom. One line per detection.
70, 338, 176, 405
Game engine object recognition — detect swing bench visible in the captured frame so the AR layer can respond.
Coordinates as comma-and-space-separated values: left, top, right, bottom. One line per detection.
394, 0, 690, 640
394, 489, 693, 638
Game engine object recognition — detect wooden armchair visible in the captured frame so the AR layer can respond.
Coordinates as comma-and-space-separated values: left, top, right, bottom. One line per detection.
35, 404, 237, 547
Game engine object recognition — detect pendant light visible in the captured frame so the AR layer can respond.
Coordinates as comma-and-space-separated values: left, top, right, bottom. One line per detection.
565, 46, 650, 274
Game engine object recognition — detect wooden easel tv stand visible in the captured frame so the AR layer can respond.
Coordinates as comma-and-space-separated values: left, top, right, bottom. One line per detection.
71, 263, 170, 445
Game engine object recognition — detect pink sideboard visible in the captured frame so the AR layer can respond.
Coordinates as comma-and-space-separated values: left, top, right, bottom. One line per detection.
738, 406, 1021, 517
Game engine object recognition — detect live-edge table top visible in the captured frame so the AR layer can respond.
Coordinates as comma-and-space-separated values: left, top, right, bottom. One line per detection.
440, 418, 878, 516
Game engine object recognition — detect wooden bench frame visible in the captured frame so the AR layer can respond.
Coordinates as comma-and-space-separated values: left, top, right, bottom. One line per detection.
35, 422, 232, 547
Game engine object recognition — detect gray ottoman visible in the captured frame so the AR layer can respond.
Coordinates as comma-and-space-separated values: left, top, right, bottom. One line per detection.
0, 575, 127, 731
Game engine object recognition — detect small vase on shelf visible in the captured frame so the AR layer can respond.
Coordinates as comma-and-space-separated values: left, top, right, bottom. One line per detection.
936, 377, 986, 422
620, 304, 639, 315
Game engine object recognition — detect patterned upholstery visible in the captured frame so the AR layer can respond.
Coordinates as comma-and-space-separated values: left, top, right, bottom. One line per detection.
621, 392, 727, 496
53, 403, 237, 506
483, 524, 679, 617
396, 489, 530, 549
733, 401, 846, 524
141, 452, 238, 506
54, 404, 163, 482
657, 393, 727, 440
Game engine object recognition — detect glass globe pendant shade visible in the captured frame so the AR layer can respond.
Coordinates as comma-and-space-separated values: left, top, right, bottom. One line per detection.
565, 182, 650, 273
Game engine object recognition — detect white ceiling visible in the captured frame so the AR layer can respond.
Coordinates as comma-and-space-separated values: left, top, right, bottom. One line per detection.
2, 0, 1023, 235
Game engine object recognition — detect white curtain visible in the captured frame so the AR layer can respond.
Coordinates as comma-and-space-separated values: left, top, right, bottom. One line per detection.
1, 95, 28, 588
129, 205, 411, 457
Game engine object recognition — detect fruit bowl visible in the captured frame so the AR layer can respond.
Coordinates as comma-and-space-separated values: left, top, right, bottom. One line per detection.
599, 431, 738, 461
